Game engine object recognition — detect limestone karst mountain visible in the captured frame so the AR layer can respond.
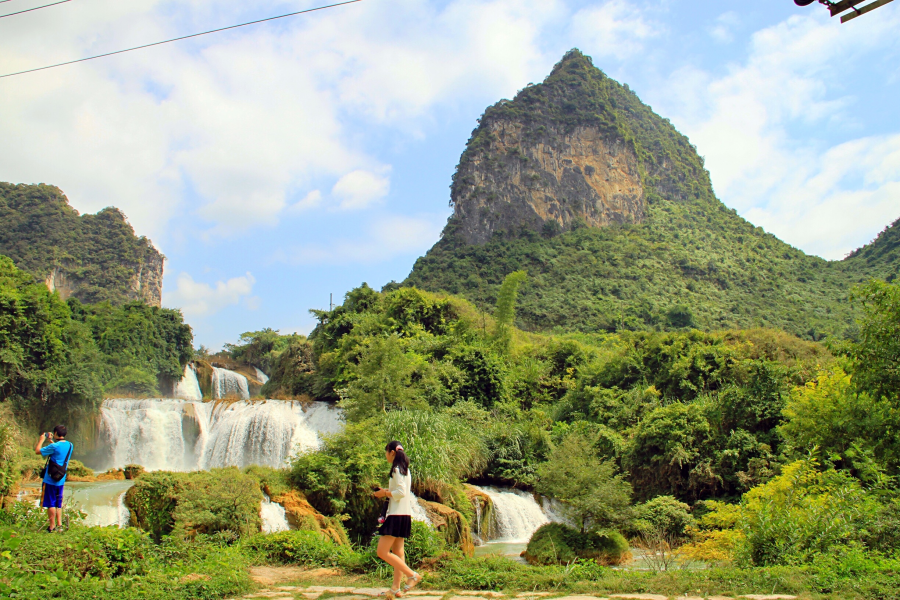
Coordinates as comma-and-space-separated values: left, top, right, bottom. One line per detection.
0, 182, 164, 306
406, 50, 898, 339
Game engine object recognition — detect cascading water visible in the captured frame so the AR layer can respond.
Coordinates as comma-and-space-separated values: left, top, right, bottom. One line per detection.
200, 401, 336, 469
211, 367, 250, 400
260, 494, 290, 533
410, 495, 433, 527
472, 486, 552, 544
253, 367, 269, 385
98, 399, 343, 471
174, 364, 203, 401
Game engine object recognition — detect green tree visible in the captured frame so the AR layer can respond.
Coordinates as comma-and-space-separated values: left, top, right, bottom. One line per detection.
493, 270, 527, 351
781, 367, 900, 472
626, 402, 714, 501
536, 430, 631, 532
342, 335, 427, 421
225, 328, 302, 374
850, 279, 900, 402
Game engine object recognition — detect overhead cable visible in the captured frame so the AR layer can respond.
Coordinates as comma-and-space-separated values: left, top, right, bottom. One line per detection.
0, 0, 70, 19
0, 0, 363, 79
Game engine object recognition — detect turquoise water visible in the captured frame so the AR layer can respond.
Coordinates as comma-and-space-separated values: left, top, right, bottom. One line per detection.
19, 480, 134, 527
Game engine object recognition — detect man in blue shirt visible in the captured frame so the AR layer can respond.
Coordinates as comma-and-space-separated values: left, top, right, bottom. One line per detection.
34, 425, 73, 533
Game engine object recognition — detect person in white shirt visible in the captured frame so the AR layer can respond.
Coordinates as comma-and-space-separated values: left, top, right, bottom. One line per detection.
373, 440, 421, 598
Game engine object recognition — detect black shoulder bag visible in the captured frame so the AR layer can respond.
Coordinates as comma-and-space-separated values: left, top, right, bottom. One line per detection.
40, 443, 73, 482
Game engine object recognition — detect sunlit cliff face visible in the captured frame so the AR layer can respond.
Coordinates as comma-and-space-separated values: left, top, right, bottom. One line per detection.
450, 120, 645, 246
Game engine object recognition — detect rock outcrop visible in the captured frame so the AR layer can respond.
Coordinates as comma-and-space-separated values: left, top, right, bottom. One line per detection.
451, 122, 644, 245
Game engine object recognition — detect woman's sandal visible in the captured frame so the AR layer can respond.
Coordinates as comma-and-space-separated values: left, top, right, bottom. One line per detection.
400, 572, 421, 594
378, 589, 401, 599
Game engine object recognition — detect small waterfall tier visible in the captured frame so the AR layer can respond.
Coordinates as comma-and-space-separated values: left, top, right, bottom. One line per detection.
260, 494, 291, 533
211, 367, 250, 400
254, 367, 270, 385
174, 364, 203, 401
473, 485, 552, 544
410, 495, 433, 527
98, 399, 343, 471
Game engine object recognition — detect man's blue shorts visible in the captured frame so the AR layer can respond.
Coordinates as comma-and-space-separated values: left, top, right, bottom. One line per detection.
41, 483, 64, 509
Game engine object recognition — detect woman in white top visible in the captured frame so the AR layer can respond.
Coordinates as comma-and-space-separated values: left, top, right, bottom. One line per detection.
373, 440, 421, 598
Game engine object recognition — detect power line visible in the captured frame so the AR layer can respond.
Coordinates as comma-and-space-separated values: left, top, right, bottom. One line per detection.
0, 0, 70, 19
0, 0, 363, 79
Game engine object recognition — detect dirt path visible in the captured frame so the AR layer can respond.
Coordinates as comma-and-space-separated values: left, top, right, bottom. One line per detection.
230, 568, 799, 600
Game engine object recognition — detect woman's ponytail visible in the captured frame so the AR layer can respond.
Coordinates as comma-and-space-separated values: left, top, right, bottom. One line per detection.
386, 440, 409, 476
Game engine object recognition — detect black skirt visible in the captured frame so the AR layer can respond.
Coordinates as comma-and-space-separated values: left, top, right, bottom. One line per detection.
379, 515, 412, 538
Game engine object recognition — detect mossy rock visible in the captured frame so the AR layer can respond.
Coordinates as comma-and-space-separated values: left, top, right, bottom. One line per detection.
418, 498, 474, 556
524, 522, 630, 566
193, 360, 213, 399
270, 489, 350, 547
464, 483, 495, 540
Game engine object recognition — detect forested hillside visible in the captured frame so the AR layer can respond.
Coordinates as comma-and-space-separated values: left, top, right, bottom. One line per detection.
406, 50, 899, 340
0, 182, 164, 306
255, 276, 900, 573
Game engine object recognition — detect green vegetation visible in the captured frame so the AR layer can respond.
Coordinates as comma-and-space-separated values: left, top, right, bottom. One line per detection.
126, 469, 264, 542
0, 277, 898, 598
0, 255, 191, 452
524, 523, 629, 565
0, 182, 164, 306
407, 51, 899, 340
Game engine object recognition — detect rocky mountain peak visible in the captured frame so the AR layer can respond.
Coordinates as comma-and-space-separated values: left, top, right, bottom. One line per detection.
446, 49, 708, 245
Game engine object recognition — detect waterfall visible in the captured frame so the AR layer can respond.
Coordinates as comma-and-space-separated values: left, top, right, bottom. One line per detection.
253, 367, 269, 384
174, 364, 203, 401
117, 491, 131, 528
100, 399, 204, 471
472, 486, 551, 544
98, 398, 342, 471
410, 495, 433, 527
211, 367, 250, 400
260, 494, 290, 533
200, 400, 334, 469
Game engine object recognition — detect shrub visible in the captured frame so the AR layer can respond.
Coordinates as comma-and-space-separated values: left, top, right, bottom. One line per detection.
11, 524, 153, 579
126, 469, 262, 541
524, 522, 629, 565
631, 495, 694, 539
739, 458, 879, 566
124, 464, 145, 479
0, 419, 17, 499
244, 530, 354, 567
67, 459, 94, 478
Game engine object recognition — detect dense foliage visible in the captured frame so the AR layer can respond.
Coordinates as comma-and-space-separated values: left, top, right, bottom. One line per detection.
0, 182, 164, 306
524, 522, 629, 566
0, 255, 192, 434
407, 51, 899, 340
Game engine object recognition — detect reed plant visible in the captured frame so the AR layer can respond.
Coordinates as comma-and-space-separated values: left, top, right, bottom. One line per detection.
383, 410, 489, 497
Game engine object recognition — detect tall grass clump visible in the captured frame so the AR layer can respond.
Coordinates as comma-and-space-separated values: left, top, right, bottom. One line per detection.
383, 410, 489, 496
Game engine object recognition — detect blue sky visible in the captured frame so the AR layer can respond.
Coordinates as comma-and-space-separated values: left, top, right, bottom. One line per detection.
2, 0, 899, 351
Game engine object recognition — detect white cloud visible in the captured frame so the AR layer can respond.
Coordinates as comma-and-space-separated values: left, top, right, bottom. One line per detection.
332, 169, 391, 210
280, 214, 445, 265
570, 0, 660, 61
709, 12, 740, 44
163, 271, 256, 317
288, 190, 323, 213
0, 0, 569, 243
660, 11, 900, 259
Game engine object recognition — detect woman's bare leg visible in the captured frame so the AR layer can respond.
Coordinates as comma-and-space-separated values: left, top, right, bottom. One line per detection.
377, 536, 415, 583
391, 537, 405, 591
